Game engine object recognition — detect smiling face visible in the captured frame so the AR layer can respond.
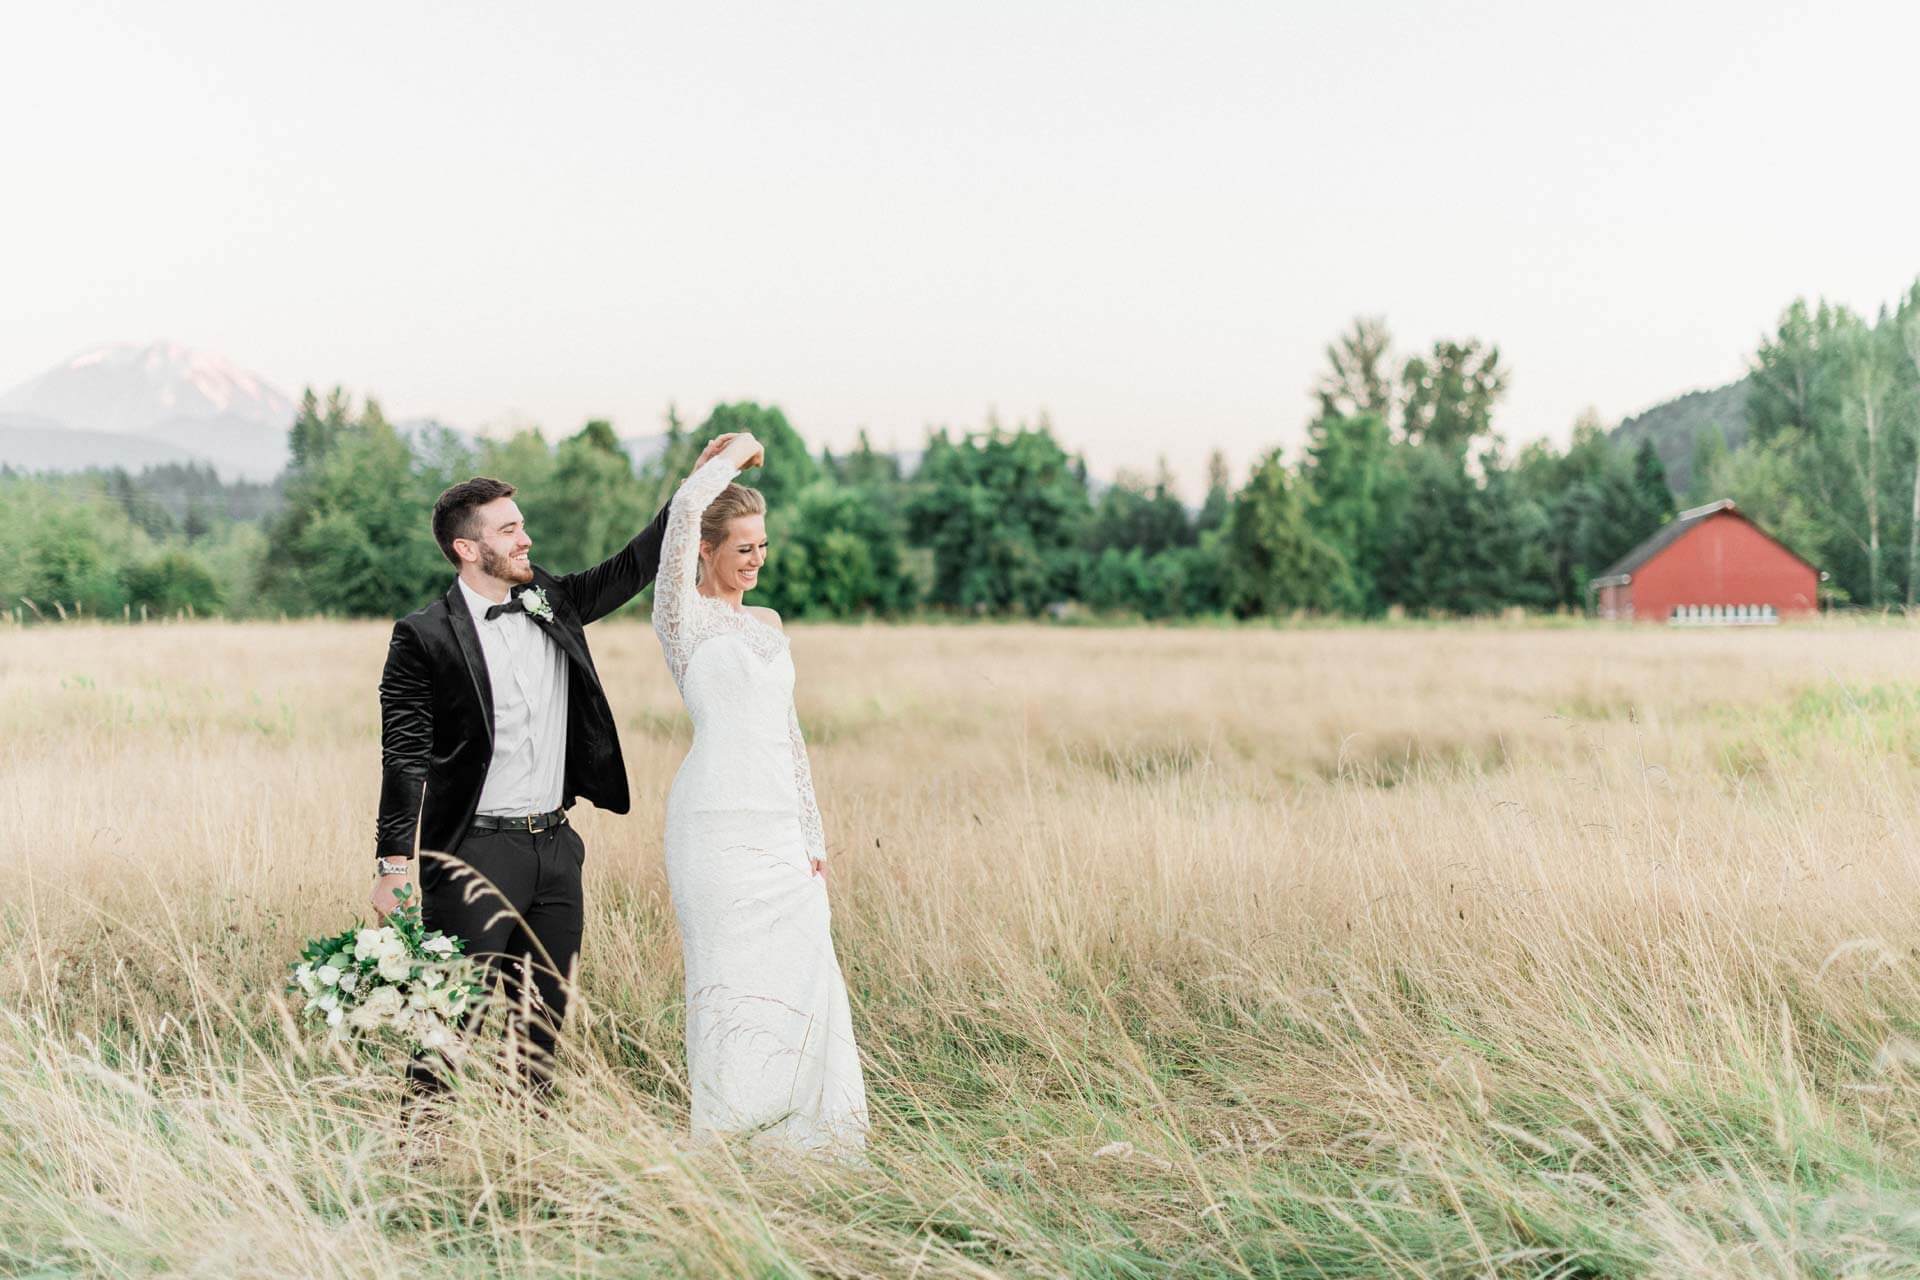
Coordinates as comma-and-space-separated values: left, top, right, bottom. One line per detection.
699, 514, 768, 595
456, 496, 534, 587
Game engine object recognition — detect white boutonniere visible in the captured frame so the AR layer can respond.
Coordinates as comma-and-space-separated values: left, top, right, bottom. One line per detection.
520, 586, 554, 622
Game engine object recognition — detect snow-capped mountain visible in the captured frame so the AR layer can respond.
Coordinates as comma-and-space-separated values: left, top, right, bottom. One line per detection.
0, 341, 296, 480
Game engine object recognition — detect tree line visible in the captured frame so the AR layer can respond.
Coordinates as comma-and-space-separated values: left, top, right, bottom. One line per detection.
1727, 285, 1920, 606
8, 282, 1917, 623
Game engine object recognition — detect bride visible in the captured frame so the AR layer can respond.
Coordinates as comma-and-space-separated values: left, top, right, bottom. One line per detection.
652, 430, 869, 1153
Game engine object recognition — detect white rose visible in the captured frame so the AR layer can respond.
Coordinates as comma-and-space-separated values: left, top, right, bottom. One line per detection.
422, 970, 444, 989
421, 936, 456, 957
378, 952, 412, 983
317, 993, 339, 1013
325, 1006, 344, 1027
315, 965, 340, 987
363, 985, 403, 1016
338, 970, 361, 994
353, 929, 383, 961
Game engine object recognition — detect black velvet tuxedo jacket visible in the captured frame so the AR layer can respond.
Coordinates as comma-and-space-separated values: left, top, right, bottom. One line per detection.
375, 503, 671, 860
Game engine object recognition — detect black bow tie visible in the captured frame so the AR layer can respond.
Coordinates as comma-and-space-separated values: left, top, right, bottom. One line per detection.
484, 596, 527, 621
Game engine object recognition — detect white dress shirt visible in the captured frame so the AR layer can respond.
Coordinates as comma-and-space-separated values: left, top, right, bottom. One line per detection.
458, 578, 570, 816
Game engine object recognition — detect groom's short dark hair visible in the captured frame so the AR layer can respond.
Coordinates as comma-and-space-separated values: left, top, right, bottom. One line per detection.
432, 477, 517, 566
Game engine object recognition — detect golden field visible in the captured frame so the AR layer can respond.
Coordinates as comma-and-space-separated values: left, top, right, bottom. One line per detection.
3, 617, 1920, 1278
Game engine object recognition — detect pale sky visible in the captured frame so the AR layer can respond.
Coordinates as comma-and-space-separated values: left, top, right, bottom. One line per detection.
4, 0, 1916, 495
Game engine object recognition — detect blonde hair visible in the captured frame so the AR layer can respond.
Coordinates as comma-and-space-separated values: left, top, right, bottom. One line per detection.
699, 483, 767, 551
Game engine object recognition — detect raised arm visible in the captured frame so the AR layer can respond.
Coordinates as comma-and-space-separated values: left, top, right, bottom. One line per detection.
550, 502, 671, 626
652, 453, 744, 683
788, 701, 828, 863
552, 434, 742, 624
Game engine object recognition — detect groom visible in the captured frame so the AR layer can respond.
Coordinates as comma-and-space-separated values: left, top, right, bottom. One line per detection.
373, 435, 737, 1092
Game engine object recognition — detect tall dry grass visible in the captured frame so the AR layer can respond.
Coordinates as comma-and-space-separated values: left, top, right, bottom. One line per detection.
3, 617, 1919, 1277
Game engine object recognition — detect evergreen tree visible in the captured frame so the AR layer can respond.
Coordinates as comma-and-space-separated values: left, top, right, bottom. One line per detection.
1301, 411, 1391, 612
1513, 419, 1597, 607
288, 387, 353, 472
265, 391, 448, 616
1220, 450, 1351, 617
1631, 438, 1676, 526
1477, 454, 1557, 611
1571, 443, 1661, 589
1196, 450, 1232, 536
1379, 443, 1553, 615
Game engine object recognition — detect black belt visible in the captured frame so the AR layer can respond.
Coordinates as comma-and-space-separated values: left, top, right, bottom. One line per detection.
469, 808, 567, 834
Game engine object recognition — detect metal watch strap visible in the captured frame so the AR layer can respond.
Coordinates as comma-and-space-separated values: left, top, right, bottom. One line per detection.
376, 856, 412, 877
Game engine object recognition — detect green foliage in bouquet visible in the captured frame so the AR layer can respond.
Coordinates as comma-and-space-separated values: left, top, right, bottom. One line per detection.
287, 886, 484, 1053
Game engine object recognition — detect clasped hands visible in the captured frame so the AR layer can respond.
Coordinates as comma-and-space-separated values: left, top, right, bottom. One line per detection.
696, 432, 765, 471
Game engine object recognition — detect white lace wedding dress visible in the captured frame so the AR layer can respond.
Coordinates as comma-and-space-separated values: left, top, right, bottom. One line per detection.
652, 456, 868, 1153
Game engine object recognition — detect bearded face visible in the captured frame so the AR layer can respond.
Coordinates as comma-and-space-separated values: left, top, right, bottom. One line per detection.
477, 536, 534, 585
458, 496, 534, 585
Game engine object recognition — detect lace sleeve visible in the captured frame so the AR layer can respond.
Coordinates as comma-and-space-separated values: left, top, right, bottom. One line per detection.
652, 455, 741, 686
789, 700, 828, 861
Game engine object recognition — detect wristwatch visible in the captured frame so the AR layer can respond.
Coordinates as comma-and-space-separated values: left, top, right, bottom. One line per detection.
376, 856, 413, 878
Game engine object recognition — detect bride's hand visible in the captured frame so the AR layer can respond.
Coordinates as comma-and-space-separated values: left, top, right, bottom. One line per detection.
694, 433, 738, 469
725, 432, 765, 469
810, 857, 827, 882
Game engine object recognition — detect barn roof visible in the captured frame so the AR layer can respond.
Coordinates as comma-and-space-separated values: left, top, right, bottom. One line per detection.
1590, 499, 1816, 588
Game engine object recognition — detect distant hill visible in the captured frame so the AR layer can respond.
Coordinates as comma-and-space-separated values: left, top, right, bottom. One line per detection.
1608, 377, 1751, 496
0, 346, 939, 487
0, 415, 206, 473
0, 341, 295, 481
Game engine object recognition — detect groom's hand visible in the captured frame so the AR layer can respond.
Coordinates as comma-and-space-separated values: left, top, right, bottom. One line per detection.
370, 868, 414, 918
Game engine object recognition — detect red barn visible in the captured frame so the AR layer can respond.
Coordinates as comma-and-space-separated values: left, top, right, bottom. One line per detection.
1590, 499, 1819, 623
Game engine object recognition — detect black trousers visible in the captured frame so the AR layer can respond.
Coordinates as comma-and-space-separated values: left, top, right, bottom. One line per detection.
408, 820, 586, 1095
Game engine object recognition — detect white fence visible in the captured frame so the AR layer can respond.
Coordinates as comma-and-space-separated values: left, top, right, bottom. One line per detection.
1668, 603, 1779, 626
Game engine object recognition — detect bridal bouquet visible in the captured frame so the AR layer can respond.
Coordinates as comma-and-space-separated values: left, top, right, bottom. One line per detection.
288, 886, 483, 1054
